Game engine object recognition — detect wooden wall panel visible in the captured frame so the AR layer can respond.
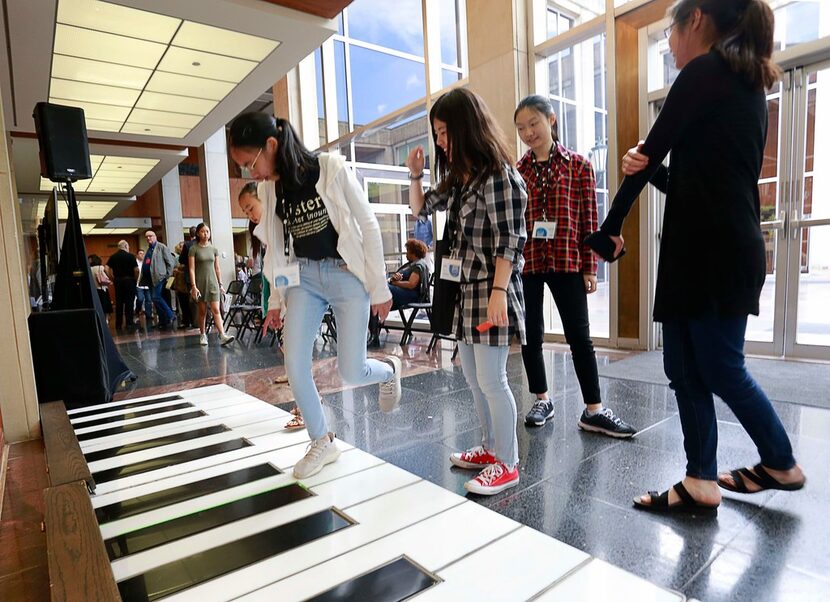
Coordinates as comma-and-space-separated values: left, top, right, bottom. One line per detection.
120, 182, 162, 218
180, 175, 203, 218
82, 235, 139, 265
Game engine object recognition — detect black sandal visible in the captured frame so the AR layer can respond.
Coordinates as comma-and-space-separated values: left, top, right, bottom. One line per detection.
718, 463, 806, 494
633, 481, 719, 515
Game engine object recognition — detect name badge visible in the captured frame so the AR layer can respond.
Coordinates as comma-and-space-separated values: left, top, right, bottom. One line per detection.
273, 263, 301, 289
440, 257, 462, 282
532, 220, 557, 239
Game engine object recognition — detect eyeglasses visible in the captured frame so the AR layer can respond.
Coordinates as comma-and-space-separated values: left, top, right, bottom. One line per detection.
663, 23, 675, 39
248, 147, 263, 171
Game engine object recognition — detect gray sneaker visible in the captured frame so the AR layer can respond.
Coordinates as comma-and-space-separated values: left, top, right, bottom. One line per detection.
293, 434, 340, 479
379, 355, 402, 412
525, 398, 555, 426
578, 407, 637, 438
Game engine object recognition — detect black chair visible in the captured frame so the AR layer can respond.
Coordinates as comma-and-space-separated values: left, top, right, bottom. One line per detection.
394, 273, 434, 345
222, 280, 247, 332
235, 277, 263, 342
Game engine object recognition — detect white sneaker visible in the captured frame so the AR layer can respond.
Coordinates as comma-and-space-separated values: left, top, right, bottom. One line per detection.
219, 333, 235, 346
293, 434, 340, 479
379, 355, 402, 412
199, 334, 208, 346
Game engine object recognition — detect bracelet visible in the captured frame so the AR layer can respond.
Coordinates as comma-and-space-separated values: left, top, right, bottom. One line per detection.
408, 171, 424, 180
492, 286, 508, 293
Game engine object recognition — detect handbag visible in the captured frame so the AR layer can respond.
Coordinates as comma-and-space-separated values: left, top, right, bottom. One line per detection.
429, 198, 461, 336
171, 265, 189, 294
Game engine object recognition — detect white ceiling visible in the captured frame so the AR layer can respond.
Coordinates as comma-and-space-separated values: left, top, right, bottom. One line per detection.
1, 0, 336, 206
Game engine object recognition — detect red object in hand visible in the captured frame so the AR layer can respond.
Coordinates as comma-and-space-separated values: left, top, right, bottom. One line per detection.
476, 321, 494, 332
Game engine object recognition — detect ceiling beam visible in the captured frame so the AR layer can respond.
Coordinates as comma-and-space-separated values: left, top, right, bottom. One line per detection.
256, 0, 352, 20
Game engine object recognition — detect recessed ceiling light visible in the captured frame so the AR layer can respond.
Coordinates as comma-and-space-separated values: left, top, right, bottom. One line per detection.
192, 61, 201, 67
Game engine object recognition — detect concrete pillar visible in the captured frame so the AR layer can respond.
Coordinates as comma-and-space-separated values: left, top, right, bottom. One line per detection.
466, 0, 530, 161
0, 95, 40, 442
197, 128, 235, 287
161, 167, 184, 249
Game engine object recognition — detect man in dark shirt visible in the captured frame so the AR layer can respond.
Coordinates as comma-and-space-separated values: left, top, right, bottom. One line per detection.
106, 240, 139, 331
176, 226, 198, 328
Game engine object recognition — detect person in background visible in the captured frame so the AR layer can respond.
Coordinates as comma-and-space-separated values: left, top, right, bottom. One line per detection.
406, 88, 527, 496
89, 254, 113, 320
106, 240, 138, 332
513, 94, 637, 436
188, 222, 235, 347
141, 230, 177, 330
229, 112, 402, 479
177, 226, 198, 329
135, 249, 153, 324
590, 0, 805, 513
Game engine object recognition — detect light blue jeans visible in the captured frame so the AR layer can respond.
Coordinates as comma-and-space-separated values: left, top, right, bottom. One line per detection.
284, 258, 394, 440
456, 341, 519, 467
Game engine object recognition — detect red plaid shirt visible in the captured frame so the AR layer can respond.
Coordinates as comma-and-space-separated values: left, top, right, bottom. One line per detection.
516, 143, 598, 275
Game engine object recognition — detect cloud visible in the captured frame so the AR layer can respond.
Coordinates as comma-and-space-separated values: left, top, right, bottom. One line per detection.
346, 0, 424, 55
377, 103, 388, 114
405, 74, 422, 89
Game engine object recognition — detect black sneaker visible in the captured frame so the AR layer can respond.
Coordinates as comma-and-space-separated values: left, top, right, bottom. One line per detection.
525, 398, 555, 426
578, 408, 637, 438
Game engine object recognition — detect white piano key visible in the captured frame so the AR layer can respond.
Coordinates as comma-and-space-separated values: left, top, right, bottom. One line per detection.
93, 428, 313, 496
308, 462, 421, 509
164, 480, 465, 602
86, 419, 298, 473
534, 558, 684, 602
66, 384, 233, 416
414, 526, 589, 601
236, 500, 521, 601
78, 401, 282, 449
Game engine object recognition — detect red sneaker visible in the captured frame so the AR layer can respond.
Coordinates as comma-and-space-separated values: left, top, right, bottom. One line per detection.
464, 462, 520, 495
450, 446, 497, 469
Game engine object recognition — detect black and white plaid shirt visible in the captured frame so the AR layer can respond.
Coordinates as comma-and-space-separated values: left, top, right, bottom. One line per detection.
420, 164, 528, 346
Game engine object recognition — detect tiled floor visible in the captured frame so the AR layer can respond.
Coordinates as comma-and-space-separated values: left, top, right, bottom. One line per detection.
2, 325, 829, 601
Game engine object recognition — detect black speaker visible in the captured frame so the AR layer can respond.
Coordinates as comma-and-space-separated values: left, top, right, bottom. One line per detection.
32, 102, 93, 182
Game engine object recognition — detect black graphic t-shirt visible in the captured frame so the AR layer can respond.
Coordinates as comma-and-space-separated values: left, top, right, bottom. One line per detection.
276, 158, 340, 260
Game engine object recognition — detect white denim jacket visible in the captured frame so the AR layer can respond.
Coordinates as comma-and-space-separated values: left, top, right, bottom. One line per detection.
254, 152, 391, 315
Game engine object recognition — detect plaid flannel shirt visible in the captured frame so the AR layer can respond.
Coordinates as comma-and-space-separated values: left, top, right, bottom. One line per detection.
516, 143, 598, 276
420, 164, 528, 346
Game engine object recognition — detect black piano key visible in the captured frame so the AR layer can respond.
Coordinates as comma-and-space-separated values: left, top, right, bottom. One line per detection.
76, 411, 206, 442
72, 403, 194, 429
84, 425, 231, 463
92, 439, 250, 484
308, 557, 438, 601
105, 483, 313, 560
69, 395, 185, 417
95, 464, 281, 524
117, 509, 353, 601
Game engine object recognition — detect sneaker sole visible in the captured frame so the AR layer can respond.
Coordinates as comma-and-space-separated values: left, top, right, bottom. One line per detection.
379, 356, 402, 412
464, 476, 520, 496
220, 337, 235, 347
525, 408, 555, 426
292, 446, 341, 479
577, 421, 637, 438
450, 456, 495, 470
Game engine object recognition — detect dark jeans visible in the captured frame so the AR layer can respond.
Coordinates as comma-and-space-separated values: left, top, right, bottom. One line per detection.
114, 277, 136, 329
662, 316, 796, 481
152, 280, 175, 325
521, 271, 601, 405
390, 285, 420, 310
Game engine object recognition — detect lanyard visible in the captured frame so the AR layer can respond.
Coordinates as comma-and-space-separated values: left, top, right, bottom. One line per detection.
279, 196, 292, 258
531, 144, 556, 221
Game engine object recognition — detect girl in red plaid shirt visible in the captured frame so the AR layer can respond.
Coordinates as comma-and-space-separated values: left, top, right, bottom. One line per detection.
513, 95, 636, 437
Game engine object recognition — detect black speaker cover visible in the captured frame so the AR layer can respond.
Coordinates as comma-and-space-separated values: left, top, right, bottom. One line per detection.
33, 102, 93, 181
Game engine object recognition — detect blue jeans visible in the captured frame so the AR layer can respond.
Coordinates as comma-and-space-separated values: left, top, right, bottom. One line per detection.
389, 285, 420, 310
284, 258, 394, 440
456, 341, 519, 467
152, 280, 175, 325
662, 316, 796, 481
136, 287, 153, 319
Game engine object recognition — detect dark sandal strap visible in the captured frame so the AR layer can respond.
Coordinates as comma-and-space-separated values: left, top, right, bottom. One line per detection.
647, 489, 669, 508
726, 468, 751, 492
672, 481, 695, 506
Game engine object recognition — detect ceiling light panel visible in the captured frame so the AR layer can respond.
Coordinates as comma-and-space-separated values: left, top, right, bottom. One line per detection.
126, 108, 202, 129
120, 123, 192, 138
173, 22, 279, 62
100, 156, 159, 168
144, 71, 235, 101
135, 91, 217, 116
85, 118, 123, 132
54, 24, 167, 69
50, 78, 140, 108
57, 0, 181, 44
158, 47, 257, 83
51, 55, 152, 90
48, 97, 131, 122
80, 223, 96, 234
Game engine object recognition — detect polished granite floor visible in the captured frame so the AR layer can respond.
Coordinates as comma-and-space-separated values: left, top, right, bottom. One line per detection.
3, 324, 829, 601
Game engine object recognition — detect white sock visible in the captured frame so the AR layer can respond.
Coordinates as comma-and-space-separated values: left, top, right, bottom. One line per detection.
586, 406, 604, 416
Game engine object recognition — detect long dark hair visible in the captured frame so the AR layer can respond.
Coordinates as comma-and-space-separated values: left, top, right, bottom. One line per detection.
195, 222, 211, 242
228, 112, 317, 191
670, 0, 779, 89
514, 95, 559, 143
429, 88, 513, 194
